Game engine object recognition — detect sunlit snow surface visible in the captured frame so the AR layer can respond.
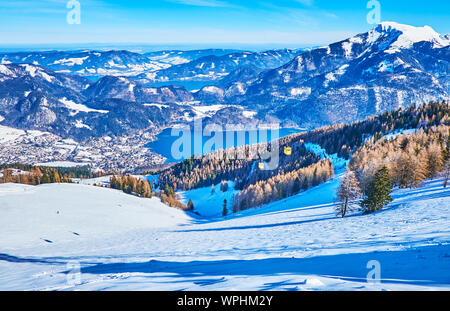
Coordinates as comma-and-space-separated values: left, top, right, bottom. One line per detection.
0, 176, 449, 290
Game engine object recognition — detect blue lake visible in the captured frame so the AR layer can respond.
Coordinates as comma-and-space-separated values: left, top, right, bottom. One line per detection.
146, 127, 302, 163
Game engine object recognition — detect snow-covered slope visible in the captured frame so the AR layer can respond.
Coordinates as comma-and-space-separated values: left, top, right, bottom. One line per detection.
178, 181, 240, 218
0, 183, 190, 251
0, 176, 448, 291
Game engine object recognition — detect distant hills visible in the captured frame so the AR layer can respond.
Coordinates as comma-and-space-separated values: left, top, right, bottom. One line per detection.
204, 22, 450, 128
0, 22, 448, 140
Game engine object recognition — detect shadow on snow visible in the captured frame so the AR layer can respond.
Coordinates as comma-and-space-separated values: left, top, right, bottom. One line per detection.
77, 244, 450, 287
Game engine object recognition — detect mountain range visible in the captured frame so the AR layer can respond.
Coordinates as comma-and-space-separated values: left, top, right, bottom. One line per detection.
0, 50, 169, 79
206, 22, 450, 127
0, 22, 448, 140
133, 49, 303, 87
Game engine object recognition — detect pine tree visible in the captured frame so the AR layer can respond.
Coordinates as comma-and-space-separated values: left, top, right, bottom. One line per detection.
164, 183, 174, 197
41, 172, 51, 184
361, 166, 393, 214
222, 199, 228, 217
220, 181, 229, 192
187, 199, 194, 211
336, 171, 362, 218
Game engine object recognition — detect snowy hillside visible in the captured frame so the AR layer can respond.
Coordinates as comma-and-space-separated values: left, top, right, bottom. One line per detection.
178, 181, 240, 218
0, 183, 189, 251
0, 176, 448, 290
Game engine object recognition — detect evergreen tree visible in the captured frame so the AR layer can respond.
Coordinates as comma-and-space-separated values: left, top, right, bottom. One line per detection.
187, 199, 194, 211
164, 183, 174, 197
220, 181, 229, 192
222, 199, 228, 217
361, 166, 393, 214
231, 194, 238, 213
41, 173, 51, 184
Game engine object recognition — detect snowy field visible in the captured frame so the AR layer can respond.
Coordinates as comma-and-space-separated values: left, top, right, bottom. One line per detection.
0, 175, 449, 291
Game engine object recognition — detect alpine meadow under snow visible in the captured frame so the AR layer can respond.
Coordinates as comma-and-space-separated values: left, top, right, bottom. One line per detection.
0, 175, 448, 290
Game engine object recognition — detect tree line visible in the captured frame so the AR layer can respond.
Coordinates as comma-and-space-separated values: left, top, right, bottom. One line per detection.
0, 167, 73, 185
159, 142, 321, 192
0, 163, 108, 186
110, 175, 153, 198
336, 125, 450, 217
233, 159, 334, 212
160, 102, 448, 194
282, 101, 449, 159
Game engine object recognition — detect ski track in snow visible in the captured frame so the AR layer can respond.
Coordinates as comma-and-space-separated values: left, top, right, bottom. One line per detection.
0, 176, 449, 291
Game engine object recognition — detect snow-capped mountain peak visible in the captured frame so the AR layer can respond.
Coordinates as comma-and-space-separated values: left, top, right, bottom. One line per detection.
369, 22, 449, 52
205, 22, 449, 129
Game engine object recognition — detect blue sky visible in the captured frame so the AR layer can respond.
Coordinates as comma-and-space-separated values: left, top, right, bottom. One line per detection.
0, 0, 449, 48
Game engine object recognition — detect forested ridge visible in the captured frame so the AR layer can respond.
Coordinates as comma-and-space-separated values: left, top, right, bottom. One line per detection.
284, 101, 449, 159
159, 142, 321, 192
349, 125, 450, 190
336, 124, 450, 217
158, 101, 449, 214
160, 102, 449, 193
233, 159, 334, 212
0, 164, 106, 185
0, 167, 73, 185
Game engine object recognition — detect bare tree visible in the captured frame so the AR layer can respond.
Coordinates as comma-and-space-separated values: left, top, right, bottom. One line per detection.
443, 158, 450, 188
337, 171, 362, 218
426, 143, 444, 179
